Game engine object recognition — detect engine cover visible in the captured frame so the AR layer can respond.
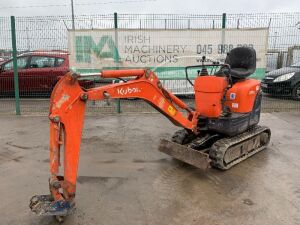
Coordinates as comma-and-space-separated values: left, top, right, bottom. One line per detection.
225, 79, 261, 113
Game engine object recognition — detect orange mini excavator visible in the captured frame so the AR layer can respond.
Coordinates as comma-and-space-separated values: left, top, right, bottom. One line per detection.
30, 47, 271, 219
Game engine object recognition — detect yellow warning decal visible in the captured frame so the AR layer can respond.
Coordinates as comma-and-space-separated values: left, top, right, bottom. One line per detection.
168, 105, 177, 116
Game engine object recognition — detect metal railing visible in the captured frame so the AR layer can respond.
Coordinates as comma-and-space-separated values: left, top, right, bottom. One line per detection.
0, 12, 300, 115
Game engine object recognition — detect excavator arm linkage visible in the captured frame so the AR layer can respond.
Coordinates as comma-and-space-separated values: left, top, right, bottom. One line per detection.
30, 69, 199, 217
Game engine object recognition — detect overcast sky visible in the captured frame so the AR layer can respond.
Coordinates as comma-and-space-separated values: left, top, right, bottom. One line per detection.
0, 0, 299, 17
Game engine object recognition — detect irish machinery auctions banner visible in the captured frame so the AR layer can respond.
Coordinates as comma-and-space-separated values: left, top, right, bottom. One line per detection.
68, 28, 269, 94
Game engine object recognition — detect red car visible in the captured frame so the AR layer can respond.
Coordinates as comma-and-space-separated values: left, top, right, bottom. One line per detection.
0, 51, 93, 96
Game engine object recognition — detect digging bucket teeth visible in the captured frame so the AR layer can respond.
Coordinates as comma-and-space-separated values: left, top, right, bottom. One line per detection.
158, 139, 211, 170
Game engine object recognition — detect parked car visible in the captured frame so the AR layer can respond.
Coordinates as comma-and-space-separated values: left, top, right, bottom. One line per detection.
261, 62, 300, 100
0, 51, 94, 97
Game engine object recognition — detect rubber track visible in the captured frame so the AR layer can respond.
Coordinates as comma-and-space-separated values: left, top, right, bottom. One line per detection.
209, 125, 271, 170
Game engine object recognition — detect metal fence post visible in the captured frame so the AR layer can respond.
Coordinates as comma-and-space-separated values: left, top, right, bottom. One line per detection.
114, 12, 121, 113
221, 13, 227, 54
222, 13, 226, 29
10, 16, 21, 115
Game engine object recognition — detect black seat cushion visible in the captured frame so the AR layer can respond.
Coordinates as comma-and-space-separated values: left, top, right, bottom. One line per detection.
225, 47, 256, 79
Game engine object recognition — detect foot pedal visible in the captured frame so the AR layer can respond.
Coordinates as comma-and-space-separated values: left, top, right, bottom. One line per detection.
29, 195, 74, 216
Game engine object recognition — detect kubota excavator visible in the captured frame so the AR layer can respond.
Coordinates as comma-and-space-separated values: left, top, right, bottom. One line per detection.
29, 47, 271, 220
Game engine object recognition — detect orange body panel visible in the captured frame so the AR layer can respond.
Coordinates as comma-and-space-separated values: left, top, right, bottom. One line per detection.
225, 79, 261, 113
102, 69, 145, 78
194, 76, 228, 118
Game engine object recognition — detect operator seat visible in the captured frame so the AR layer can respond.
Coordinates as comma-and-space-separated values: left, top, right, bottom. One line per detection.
225, 47, 256, 79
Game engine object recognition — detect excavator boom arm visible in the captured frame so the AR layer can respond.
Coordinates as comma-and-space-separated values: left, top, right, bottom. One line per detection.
35, 69, 199, 213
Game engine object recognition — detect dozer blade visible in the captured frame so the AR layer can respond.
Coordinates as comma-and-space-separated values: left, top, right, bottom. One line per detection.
159, 139, 211, 170
29, 195, 74, 216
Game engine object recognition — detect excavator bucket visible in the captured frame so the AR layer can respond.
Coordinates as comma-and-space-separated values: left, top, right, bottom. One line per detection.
158, 139, 211, 170
29, 195, 74, 216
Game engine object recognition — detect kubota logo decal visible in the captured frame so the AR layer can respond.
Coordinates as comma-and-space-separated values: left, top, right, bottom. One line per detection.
117, 87, 141, 95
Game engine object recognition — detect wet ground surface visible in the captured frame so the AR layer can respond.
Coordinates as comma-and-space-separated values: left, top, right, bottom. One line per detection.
0, 112, 299, 225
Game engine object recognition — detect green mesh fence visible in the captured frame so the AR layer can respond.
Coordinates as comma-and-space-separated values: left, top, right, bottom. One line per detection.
0, 13, 300, 115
